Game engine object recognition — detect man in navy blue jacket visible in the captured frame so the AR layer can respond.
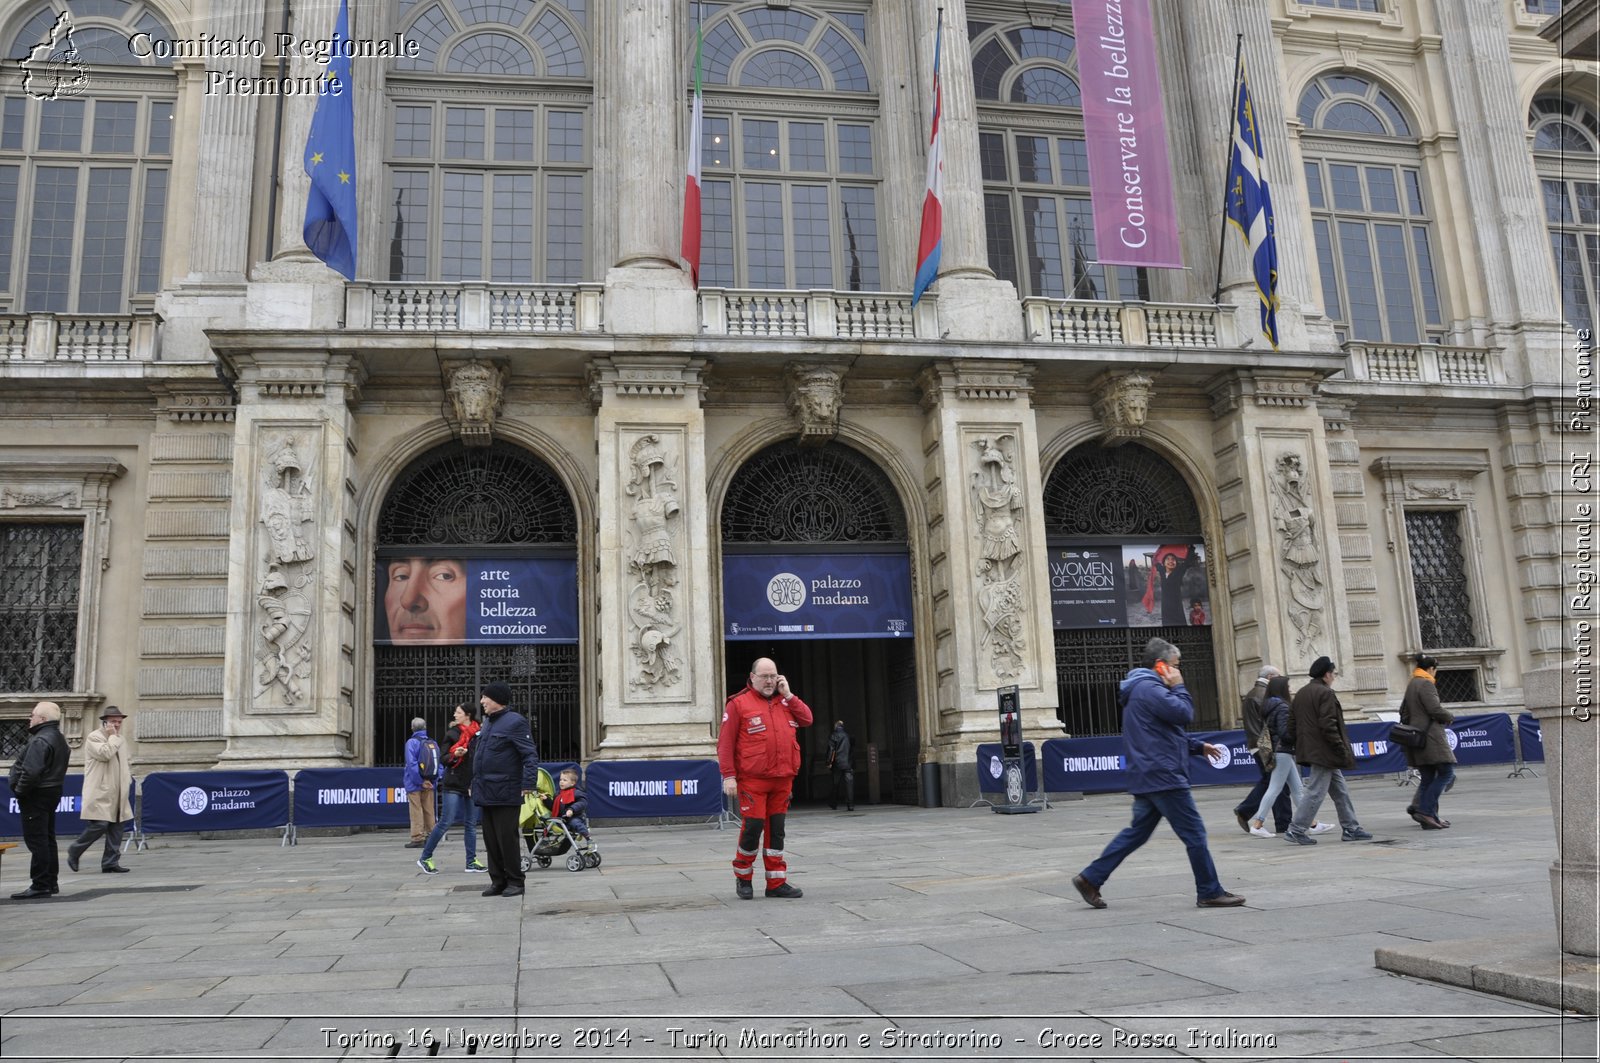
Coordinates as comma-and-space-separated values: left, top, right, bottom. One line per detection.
1072, 638, 1246, 910
472, 681, 539, 897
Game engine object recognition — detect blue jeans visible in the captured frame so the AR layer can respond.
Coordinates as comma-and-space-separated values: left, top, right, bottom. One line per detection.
420, 790, 479, 863
1080, 788, 1225, 901
1416, 764, 1455, 817
1252, 753, 1305, 826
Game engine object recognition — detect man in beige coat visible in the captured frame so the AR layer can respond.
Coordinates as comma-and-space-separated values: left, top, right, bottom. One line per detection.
67, 706, 132, 874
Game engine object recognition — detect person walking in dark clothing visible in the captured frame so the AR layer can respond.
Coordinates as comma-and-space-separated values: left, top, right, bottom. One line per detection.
1231, 665, 1293, 835
8, 701, 71, 899
1401, 653, 1456, 830
1283, 657, 1373, 845
472, 682, 539, 897
1071, 639, 1246, 910
827, 721, 854, 811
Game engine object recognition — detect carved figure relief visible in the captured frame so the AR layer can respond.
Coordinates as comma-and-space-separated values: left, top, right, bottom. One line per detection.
446, 361, 507, 447
786, 364, 845, 445
255, 434, 316, 706
624, 433, 684, 691
1270, 452, 1326, 652
1092, 372, 1153, 444
971, 435, 1027, 680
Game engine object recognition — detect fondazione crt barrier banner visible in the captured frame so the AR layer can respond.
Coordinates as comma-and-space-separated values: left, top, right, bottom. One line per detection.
140, 771, 290, 834
723, 553, 914, 640
291, 767, 408, 829
0, 776, 130, 836
374, 556, 578, 646
583, 759, 722, 818
1073, 0, 1181, 267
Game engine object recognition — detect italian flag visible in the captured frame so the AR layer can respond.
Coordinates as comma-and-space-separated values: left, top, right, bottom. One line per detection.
681, 21, 704, 287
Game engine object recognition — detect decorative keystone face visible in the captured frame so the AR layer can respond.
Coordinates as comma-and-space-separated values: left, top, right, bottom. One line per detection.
446, 361, 506, 447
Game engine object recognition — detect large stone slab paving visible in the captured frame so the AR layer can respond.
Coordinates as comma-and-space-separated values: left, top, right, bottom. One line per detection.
1376, 935, 1600, 1014
850, 959, 1234, 1011
662, 942, 978, 999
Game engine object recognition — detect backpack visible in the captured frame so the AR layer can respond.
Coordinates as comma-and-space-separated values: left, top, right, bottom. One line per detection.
416, 737, 440, 780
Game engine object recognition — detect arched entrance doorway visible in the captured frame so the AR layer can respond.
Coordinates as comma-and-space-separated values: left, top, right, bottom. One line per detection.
720, 441, 921, 805
1043, 442, 1220, 734
372, 442, 581, 766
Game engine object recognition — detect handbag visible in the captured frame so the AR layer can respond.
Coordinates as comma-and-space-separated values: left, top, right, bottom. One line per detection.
1389, 722, 1428, 750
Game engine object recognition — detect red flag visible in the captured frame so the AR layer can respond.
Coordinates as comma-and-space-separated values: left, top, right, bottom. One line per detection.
680, 21, 704, 286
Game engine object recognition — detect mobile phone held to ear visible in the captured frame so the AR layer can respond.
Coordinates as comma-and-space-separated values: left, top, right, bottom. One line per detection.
1154, 661, 1172, 680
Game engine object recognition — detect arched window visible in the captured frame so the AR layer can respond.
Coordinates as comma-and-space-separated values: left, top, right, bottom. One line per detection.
1529, 94, 1598, 332
1, 0, 176, 312
968, 10, 1147, 302
692, 2, 880, 290
1298, 72, 1444, 344
386, 0, 591, 283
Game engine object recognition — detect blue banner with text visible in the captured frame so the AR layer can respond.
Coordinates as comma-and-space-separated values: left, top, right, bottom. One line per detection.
375, 556, 579, 646
975, 742, 1038, 794
1517, 713, 1545, 762
583, 759, 722, 818
140, 771, 290, 834
723, 553, 913, 640
291, 768, 408, 829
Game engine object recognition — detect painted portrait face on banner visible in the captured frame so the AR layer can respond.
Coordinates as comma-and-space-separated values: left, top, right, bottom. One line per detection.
382, 557, 469, 645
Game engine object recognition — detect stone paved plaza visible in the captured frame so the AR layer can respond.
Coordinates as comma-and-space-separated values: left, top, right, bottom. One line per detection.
1, 768, 1596, 1061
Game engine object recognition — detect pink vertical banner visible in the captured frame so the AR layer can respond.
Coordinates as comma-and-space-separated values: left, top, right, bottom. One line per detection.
1074, 0, 1183, 268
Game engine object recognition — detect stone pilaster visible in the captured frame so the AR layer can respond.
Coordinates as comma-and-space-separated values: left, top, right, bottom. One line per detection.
910, 0, 1022, 341
187, 0, 266, 279
1498, 402, 1572, 671
1526, 666, 1599, 958
917, 361, 1054, 732
1318, 398, 1386, 706
588, 356, 714, 757
215, 348, 366, 768
596, 1, 696, 333
1208, 370, 1353, 692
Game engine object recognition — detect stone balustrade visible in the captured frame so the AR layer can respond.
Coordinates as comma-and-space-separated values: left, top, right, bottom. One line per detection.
1024, 299, 1233, 349
0, 312, 162, 361
345, 283, 603, 333
1343, 342, 1505, 386
699, 289, 938, 340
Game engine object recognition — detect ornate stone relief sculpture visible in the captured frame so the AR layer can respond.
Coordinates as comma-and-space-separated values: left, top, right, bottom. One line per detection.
255, 434, 316, 705
1091, 372, 1153, 444
446, 360, 507, 447
624, 433, 684, 691
785, 363, 846, 446
971, 435, 1027, 680
1270, 452, 1326, 653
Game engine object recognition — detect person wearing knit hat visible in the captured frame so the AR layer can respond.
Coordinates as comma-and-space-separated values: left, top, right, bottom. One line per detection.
1283, 657, 1373, 845
472, 682, 539, 897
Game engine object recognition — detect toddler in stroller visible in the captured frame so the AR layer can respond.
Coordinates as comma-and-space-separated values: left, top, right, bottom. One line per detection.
520, 765, 601, 872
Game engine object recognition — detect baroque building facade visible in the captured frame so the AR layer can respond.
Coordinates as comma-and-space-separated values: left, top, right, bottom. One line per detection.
0, 0, 1592, 804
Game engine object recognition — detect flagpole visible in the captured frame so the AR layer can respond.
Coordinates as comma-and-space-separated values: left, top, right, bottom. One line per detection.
1210, 33, 1244, 305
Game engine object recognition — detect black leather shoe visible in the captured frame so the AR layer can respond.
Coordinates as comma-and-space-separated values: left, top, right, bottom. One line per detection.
735, 877, 753, 900
1234, 811, 1250, 834
501, 885, 525, 897
765, 883, 803, 899
404, 841, 424, 849
1071, 873, 1107, 909
1197, 891, 1247, 907
103, 866, 130, 873
10, 887, 53, 900
481, 885, 505, 896
67, 852, 79, 873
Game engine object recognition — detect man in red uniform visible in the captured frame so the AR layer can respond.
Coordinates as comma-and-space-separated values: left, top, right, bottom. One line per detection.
718, 657, 812, 899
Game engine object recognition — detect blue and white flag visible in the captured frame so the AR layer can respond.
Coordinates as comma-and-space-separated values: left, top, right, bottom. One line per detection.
1224, 60, 1279, 349
303, 0, 357, 279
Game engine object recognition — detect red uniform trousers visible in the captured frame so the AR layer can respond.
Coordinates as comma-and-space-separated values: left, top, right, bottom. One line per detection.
731, 775, 793, 889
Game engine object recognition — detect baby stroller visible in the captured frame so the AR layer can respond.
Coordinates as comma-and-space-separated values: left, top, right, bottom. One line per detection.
518, 767, 602, 873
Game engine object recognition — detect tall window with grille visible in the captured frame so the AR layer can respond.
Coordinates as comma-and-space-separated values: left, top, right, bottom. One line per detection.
1, 2, 177, 312
1529, 95, 1598, 334
386, 0, 592, 283
691, 2, 880, 291
1404, 510, 1477, 650
969, 12, 1146, 301
0, 522, 83, 693
1299, 73, 1445, 344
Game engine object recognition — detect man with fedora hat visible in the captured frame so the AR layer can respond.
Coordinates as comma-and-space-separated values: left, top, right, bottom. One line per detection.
67, 706, 133, 874
473, 682, 538, 897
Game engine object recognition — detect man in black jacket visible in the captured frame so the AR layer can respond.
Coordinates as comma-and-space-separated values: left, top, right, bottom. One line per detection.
1283, 657, 1373, 845
8, 701, 71, 899
472, 682, 538, 897
827, 721, 854, 812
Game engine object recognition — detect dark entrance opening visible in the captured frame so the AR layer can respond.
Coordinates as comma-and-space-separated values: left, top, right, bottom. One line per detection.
371, 442, 581, 766
720, 441, 921, 805
1044, 442, 1221, 735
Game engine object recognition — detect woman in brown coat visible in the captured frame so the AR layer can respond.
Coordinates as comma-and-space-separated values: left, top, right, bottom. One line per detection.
1401, 654, 1455, 830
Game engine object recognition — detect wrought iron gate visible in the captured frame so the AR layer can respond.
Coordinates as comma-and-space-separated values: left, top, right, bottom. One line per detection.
1053, 626, 1220, 736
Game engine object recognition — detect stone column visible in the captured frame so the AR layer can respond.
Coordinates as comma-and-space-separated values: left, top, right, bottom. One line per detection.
909, 0, 1022, 341
917, 361, 1054, 764
1206, 370, 1354, 688
587, 357, 715, 757
1171, 1, 1329, 352
186, 0, 266, 280
1525, 667, 1599, 958
214, 347, 366, 768
1430, 0, 1567, 378
595, 1, 697, 334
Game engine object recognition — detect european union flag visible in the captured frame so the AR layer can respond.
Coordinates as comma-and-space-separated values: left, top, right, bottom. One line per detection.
1224, 60, 1279, 349
303, 0, 357, 280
